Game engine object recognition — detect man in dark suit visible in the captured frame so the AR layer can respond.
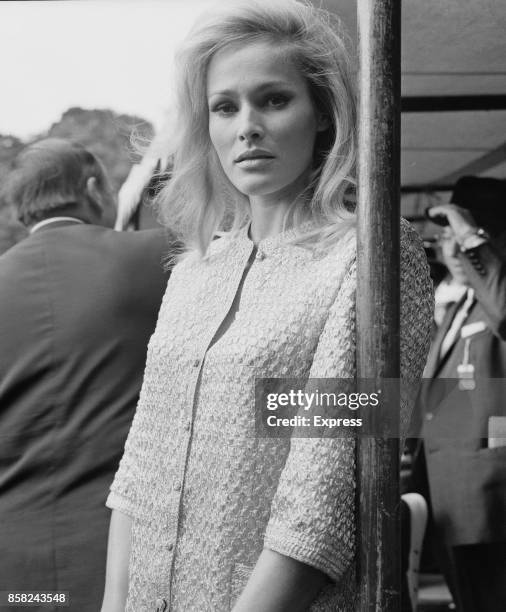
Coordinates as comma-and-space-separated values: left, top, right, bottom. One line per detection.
417, 176, 506, 612
0, 139, 169, 611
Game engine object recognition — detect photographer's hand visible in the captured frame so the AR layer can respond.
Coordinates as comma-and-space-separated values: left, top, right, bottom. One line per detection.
428, 204, 479, 243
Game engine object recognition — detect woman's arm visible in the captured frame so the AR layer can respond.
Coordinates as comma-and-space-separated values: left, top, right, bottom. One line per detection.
100, 509, 132, 612
232, 549, 328, 612
233, 255, 358, 612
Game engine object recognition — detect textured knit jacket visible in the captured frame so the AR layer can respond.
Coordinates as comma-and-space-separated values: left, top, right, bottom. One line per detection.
107, 220, 433, 612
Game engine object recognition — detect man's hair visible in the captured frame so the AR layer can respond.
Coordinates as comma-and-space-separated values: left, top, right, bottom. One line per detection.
3, 138, 111, 225
155, 0, 357, 256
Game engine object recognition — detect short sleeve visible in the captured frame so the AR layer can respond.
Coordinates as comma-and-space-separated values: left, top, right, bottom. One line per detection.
264, 220, 433, 582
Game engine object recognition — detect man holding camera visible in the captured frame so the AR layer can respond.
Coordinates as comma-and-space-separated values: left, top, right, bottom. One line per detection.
417, 176, 506, 612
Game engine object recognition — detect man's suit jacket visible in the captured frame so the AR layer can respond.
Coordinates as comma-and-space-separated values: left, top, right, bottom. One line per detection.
0, 223, 169, 611
418, 241, 506, 547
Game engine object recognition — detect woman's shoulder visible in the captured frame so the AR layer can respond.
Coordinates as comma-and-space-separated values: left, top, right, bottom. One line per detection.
400, 216, 424, 251
207, 231, 237, 257
312, 221, 357, 262
399, 218, 434, 343
321, 217, 431, 302
399, 218, 431, 283
324, 217, 423, 257
169, 231, 239, 275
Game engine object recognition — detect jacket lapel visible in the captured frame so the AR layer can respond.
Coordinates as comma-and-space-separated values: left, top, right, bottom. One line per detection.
424, 298, 464, 379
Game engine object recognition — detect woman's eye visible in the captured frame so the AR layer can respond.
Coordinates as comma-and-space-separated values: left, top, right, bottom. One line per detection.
211, 102, 237, 115
266, 95, 289, 108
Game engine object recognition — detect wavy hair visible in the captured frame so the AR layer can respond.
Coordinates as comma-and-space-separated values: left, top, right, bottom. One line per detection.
157, 0, 357, 256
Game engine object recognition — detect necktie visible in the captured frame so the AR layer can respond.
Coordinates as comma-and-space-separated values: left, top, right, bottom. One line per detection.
439, 288, 475, 360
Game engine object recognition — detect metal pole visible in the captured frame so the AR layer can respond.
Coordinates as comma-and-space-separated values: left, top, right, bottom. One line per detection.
356, 0, 401, 610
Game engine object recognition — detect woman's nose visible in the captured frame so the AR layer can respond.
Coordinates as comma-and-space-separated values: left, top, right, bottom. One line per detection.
237, 107, 264, 142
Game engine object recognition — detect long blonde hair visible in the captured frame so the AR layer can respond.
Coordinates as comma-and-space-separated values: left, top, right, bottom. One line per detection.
157, 0, 357, 256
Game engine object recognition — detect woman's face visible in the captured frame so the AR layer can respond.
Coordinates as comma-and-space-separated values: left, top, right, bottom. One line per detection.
207, 40, 327, 204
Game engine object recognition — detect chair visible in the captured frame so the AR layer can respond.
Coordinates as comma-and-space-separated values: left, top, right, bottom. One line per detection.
402, 492, 429, 611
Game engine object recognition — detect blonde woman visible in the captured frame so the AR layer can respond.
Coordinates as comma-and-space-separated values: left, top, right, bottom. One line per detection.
102, 1, 433, 610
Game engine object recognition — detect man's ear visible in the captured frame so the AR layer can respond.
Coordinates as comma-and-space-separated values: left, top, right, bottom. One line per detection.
85, 176, 104, 216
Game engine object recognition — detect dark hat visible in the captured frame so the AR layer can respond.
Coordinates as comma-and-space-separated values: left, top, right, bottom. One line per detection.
450, 176, 506, 237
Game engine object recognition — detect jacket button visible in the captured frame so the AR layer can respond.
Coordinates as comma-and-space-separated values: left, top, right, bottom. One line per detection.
193, 359, 200, 368
155, 597, 167, 612
168, 542, 174, 551
173, 482, 182, 491
426, 412, 433, 421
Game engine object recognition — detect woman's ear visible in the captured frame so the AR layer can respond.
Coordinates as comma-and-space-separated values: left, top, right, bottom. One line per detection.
316, 113, 331, 133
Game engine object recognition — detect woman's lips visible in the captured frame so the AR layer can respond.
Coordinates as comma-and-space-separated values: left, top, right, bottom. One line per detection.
236, 157, 274, 169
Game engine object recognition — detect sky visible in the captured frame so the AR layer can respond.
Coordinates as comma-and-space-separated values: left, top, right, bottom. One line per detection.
0, 0, 212, 139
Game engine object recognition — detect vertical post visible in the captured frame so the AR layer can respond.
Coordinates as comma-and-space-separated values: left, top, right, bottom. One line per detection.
356, 0, 401, 611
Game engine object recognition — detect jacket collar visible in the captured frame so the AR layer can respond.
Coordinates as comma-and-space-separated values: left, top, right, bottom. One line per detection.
29, 216, 86, 234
